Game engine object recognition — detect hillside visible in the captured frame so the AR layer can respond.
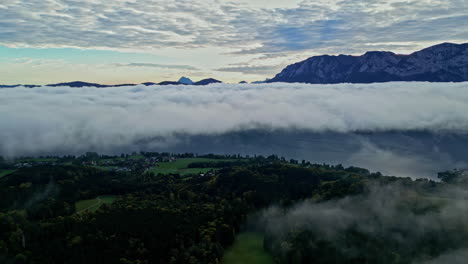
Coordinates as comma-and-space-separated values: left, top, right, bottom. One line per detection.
1, 152, 468, 264
268, 43, 468, 83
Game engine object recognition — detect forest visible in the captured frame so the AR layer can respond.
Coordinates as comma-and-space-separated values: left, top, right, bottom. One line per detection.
0, 153, 467, 264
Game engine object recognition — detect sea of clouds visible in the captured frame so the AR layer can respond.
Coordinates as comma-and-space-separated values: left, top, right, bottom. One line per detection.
1, 82, 468, 177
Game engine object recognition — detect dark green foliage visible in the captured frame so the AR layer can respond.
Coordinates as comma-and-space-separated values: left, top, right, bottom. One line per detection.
438, 170, 459, 183
0, 153, 461, 264
262, 180, 468, 264
0, 165, 135, 213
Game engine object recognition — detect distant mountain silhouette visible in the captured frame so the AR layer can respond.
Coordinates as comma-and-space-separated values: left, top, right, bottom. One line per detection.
158, 81, 183, 85
1, 79, 224, 88
141, 82, 157, 86
268, 43, 468, 84
178, 77, 194, 84
112, 83, 137, 87
193, 78, 222, 85
0, 84, 39, 88
46, 81, 109, 88
158, 78, 222, 86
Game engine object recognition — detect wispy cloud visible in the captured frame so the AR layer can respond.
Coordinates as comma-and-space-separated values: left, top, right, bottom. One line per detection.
115, 63, 199, 70
215, 65, 283, 75
11, 57, 65, 67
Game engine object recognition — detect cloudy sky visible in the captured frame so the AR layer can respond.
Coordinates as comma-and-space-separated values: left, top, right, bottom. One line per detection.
1, 0, 467, 84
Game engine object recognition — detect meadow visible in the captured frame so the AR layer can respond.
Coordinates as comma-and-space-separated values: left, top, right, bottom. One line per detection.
0, 169, 15, 178
75, 195, 117, 213
222, 233, 274, 264
148, 158, 236, 176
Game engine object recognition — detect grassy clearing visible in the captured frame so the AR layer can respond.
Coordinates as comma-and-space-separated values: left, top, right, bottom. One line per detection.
222, 232, 274, 264
0, 169, 16, 178
75, 195, 117, 213
148, 158, 234, 176
150, 167, 214, 176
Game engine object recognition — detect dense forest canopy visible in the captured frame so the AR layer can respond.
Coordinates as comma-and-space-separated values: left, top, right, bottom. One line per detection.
0, 152, 467, 264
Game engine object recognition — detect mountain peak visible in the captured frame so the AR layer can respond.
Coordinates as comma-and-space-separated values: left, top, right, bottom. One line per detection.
193, 78, 222, 85
178, 77, 193, 84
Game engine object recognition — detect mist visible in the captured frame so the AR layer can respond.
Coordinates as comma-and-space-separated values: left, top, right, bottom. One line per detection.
1, 82, 468, 178
256, 183, 468, 263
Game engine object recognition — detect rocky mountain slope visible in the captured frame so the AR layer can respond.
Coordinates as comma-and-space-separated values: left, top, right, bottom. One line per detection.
268, 43, 468, 83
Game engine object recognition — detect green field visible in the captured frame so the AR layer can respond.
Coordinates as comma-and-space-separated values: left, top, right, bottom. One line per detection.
222, 233, 274, 264
0, 169, 16, 178
75, 195, 117, 213
148, 158, 234, 176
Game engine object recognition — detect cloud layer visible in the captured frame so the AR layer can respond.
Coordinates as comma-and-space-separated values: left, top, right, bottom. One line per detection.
1, 0, 467, 79
1, 82, 468, 158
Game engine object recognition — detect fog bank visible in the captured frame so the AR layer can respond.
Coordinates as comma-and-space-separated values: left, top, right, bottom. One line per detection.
1, 82, 468, 178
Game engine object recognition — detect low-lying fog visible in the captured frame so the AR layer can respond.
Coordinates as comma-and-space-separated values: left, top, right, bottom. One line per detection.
1, 82, 468, 179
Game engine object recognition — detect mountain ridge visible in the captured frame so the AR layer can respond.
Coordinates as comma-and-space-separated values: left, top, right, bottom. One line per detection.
0, 78, 223, 88
2, 43, 468, 87
268, 42, 468, 83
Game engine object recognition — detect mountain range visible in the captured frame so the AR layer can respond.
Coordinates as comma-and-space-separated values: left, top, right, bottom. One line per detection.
0, 78, 222, 88
268, 42, 468, 83
1, 43, 467, 87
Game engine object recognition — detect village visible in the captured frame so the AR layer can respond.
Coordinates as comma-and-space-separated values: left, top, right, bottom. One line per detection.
11, 154, 177, 172
1, 152, 234, 178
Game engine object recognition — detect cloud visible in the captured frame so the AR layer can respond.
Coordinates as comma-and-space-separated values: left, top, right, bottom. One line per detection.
257, 183, 468, 263
1, 82, 468, 161
215, 65, 283, 75
116, 63, 199, 71
345, 140, 468, 179
11, 57, 65, 67
0, 0, 466, 59
417, 249, 468, 264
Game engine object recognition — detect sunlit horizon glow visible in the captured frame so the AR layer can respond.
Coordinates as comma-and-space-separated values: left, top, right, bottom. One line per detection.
1, 0, 467, 84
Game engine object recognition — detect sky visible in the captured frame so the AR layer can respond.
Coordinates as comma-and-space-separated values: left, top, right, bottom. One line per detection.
1, 0, 467, 84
